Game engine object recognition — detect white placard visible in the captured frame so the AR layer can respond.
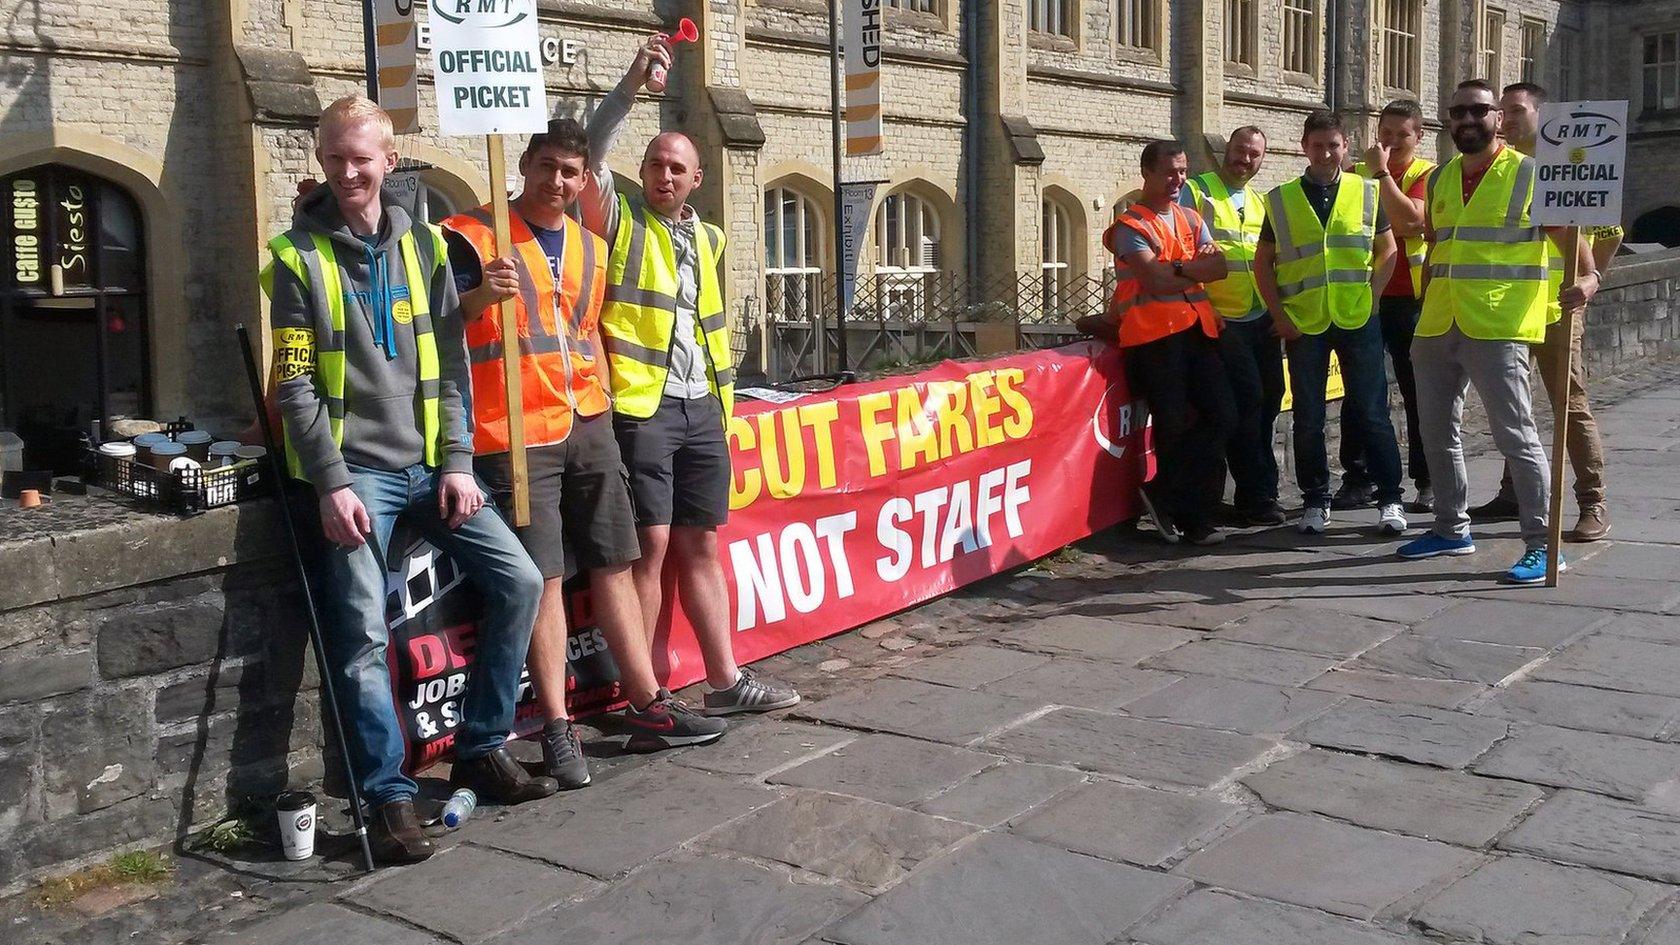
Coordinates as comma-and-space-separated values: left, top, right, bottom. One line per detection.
428, 0, 548, 136
1532, 100, 1628, 227
371, 0, 420, 134
839, 180, 881, 316
844, 0, 883, 155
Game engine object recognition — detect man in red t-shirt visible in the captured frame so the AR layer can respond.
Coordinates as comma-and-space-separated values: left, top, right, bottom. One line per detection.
1337, 100, 1436, 513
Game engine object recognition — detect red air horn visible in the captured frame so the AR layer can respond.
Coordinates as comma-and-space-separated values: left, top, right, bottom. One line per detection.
647, 17, 699, 93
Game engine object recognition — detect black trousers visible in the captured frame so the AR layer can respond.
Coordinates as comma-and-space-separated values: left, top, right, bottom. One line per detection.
1124, 327, 1237, 531
1217, 315, 1286, 513
1340, 295, 1430, 491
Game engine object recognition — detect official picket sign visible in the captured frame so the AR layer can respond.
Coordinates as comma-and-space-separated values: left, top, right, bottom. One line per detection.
387, 343, 1146, 768
428, 0, 549, 135
1532, 100, 1628, 227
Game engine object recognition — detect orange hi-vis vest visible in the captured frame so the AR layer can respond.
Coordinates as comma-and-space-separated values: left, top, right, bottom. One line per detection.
1103, 202, 1222, 348
444, 208, 610, 455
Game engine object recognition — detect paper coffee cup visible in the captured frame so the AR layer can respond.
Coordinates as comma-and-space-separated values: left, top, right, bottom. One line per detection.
275, 790, 317, 861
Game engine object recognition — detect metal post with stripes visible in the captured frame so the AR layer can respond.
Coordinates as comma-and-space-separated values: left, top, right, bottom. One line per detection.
827, 0, 845, 374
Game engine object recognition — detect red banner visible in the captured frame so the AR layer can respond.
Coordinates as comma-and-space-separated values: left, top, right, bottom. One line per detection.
388, 341, 1145, 768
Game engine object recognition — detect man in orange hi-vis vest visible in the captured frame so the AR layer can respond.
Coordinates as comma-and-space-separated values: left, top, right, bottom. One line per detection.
443, 120, 725, 790
1081, 140, 1235, 547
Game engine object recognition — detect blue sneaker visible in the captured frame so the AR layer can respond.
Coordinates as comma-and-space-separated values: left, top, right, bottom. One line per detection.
1504, 547, 1566, 585
1397, 533, 1477, 559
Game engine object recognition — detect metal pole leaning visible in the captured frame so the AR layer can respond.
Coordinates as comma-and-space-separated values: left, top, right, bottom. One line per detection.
236, 324, 378, 874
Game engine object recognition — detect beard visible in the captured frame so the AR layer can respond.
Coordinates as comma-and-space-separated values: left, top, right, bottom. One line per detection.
1452, 124, 1494, 154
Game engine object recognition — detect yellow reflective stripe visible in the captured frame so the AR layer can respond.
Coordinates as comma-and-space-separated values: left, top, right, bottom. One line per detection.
1427, 263, 1549, 281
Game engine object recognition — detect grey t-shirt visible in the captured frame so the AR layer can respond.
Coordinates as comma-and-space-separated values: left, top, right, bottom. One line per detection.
581, 84, 711, 400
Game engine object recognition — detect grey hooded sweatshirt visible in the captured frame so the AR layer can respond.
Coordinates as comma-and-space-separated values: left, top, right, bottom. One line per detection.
268, 186, 474, 494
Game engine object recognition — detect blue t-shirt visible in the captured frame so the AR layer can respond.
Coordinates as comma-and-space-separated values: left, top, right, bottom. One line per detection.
446, 217, 568, 293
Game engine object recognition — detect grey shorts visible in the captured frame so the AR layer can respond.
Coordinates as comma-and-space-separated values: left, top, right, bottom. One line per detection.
613, 395, 731, 529
475, 412, 641, 580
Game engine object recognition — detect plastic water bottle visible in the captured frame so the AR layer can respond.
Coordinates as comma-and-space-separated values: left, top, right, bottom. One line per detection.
441, 788, 477, 829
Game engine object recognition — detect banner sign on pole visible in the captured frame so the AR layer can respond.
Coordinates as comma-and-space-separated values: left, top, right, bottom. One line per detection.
428, 0, 549, 135
371, 0, 421, 133
390, 342, 1147, 769
1532, 100, 1628, 227
843, 0, 883, 155
838, 179, 881, 316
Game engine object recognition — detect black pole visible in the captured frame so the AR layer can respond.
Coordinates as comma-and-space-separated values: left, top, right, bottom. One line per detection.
361, 0, 379, 101
828, 0, 848, 374
235, 325, 377, 874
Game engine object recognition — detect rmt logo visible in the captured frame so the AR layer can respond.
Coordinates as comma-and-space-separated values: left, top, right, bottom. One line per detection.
431, 0, 527, 28
1092, 384, 1147, 459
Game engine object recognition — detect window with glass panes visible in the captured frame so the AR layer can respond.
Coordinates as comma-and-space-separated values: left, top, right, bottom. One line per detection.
1645, 30, 1680, 113
1282, 0, 1319, 77
1520, 19, 1545, 83
1117, 0, 1159, 50
1225, 0, 1255, 66
1029, 0, 1071, 36
1041, 198, 1073, 316
1382, 0, 1421, 93
1483, 8, 1505, 82
874, 192, 942, 320
887, 0, 937, 13
763, 187, 825, 322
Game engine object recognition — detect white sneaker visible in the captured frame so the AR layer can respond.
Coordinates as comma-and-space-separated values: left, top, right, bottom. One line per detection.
1299, 506, 1330, 534
1378, 503, 1408, 535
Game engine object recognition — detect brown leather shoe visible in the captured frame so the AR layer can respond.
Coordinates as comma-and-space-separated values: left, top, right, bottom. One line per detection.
369, 799, 435, 865
450, 747, 559, 805
1567, 504, 1611, 542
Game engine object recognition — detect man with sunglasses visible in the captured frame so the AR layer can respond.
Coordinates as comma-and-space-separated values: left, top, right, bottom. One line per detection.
1397, 79, 1599, 585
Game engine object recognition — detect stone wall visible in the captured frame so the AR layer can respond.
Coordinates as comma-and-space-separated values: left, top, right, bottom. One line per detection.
1583, 248, 1680, 377
0, 501, 318, 893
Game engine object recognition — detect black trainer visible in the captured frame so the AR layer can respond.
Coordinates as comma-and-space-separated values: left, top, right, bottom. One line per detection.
1241, 503, 1288, 527
611, 690, 727, 753
1330, 480, 1377, 510
1138, 481, 1181, 544
1469, 493, 1519, 522
540, 719, 591, 789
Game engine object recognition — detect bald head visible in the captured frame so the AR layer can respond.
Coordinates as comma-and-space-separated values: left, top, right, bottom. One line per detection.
642, 132, 704, 216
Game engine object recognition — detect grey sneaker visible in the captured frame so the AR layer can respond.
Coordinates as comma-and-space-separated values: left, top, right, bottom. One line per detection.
702, 667, 801, 716
540, 719, 591, 789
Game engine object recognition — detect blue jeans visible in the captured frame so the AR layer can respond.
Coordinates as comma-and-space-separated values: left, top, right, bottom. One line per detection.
1218, 315, 1286, 512
1287, 317, 1403, 509
312, 463, 542, 807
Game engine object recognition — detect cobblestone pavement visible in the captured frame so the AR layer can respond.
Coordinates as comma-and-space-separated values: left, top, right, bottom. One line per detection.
8, 361, 1680, 945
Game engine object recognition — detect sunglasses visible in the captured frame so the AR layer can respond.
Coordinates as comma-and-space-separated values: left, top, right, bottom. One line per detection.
1448, 103, 1499, 120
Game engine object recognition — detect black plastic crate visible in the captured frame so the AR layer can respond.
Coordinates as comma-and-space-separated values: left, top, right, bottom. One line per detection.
88, 450, 273, 515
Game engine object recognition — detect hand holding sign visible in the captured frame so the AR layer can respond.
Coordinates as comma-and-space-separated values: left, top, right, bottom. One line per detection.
646, 18, 698, 93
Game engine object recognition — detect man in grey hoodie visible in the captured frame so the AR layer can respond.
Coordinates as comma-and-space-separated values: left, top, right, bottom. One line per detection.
266, 96, 554, 865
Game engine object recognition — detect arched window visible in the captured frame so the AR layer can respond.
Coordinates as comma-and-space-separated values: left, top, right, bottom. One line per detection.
1, 166, 148, 471
874, 190, 944, 320
763, 185, 826, 322
1041, 196, 1074, 316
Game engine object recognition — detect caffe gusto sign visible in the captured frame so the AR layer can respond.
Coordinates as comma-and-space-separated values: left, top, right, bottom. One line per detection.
7, 176, 90, 291
11, 178, 40, 285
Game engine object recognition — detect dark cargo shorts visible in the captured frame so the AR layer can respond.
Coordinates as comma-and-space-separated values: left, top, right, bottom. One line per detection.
613, 394, 731, 529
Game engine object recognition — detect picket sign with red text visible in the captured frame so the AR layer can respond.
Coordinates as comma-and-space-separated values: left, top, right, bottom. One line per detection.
385, 342, 1145, 770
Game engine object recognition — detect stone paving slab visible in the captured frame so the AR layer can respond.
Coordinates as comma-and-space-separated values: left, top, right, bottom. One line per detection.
1173, 812, 1481, 920
1349, 635, 1546, 685
1242, 749, 1544, 847
982, 707, 1275, 788
473, 763, 780, 879
1600, 612, 1680, 646
768, 733, 997, 807
1098, 597, 1280, 631
1473, 723, 1680, 802
1130, 888, 1431, 945
1410, 599, 1611, 648
213, 902, 448, 945
1120, 675, 1345, 735
1535, 636, 1680, 697
914, 763, 1086, 827
1500, 790, 1680, 883
344, 845, 599, 943
1460, 574, 1680, 614
789, 676, 1042, 745
977, 657, 1181, 712
669, 721, 857, 779
1212, 605, 1401, 656
1305, 669, 1487, 709
488, 852, 868, 945
822, 832, 1190, 945
1572, 543, 1680, 582
991, 614, 1202, 664
1473, 680, 1680, 740
1290, 593, 1458, 625
887, 645, 1050, 689
1138, 640, 1340, 686
1293, 697, 1511, 769
1009, 779, 1246, 867
1412, 855, 1672, 945
1638, 902, 1680, 945
706, 791, 974, 892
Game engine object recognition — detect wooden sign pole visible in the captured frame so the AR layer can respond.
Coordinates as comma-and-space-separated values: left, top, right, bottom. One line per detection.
1545, 225, 1581, 587
486, 134, 530, 527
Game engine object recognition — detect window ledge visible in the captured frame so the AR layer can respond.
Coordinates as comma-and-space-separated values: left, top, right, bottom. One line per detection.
1115, 44, 1163, 66
1225, 62, 1258, 78
1028, 31, 1078, 53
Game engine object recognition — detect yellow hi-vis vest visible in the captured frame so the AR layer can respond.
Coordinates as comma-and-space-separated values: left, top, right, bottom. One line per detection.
1354, 156, 1436, 298
260, 226, 447, 482
600, 194, 735, 421
1420, 148, 1554, 343
1183, 171, 1265, 319
1264, 173, 1379, 335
